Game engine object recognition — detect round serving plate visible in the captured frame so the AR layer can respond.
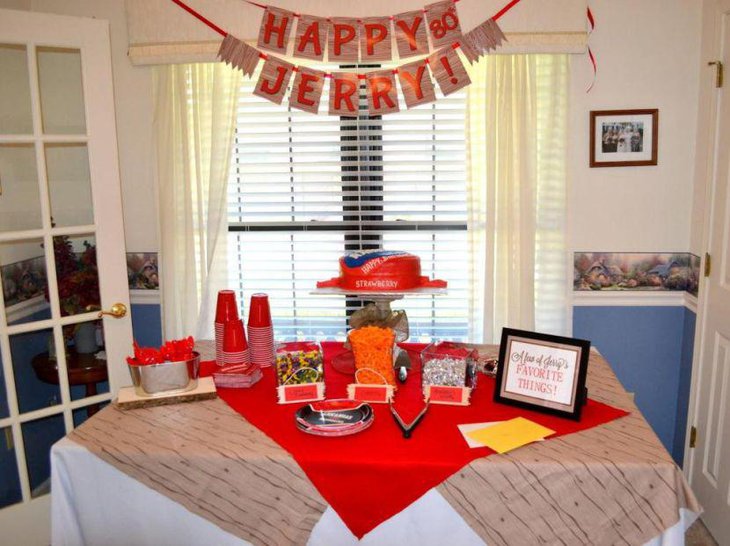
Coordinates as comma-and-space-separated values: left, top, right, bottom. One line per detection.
295, 417, 374, 437
295, 399, 374, 436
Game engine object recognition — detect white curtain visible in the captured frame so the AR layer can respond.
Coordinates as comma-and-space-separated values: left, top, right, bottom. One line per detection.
467, 55, 569, 342
154, 63, 242, 340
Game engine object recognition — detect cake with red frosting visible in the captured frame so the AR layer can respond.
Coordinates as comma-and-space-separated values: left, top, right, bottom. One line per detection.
316, 250, 447, 291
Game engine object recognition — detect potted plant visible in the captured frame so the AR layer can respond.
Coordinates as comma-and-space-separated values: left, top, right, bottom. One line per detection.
46, 235, 101, 353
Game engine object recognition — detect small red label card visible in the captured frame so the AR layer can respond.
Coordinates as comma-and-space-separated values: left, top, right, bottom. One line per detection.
424, 385, 471, 406
277, 382, 325, 404
347, 383, 394, 404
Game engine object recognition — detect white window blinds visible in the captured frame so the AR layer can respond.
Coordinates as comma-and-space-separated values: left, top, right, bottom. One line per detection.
227, 55, 569, 342
227, 63, 475, 342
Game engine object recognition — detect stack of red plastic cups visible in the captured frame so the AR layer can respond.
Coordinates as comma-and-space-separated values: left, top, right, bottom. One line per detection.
215, 290, 243, 366
222, 318, 250, 366
247, 293, 274, 368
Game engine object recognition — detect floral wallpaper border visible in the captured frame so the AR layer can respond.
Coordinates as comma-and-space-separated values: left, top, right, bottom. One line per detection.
574, 252, 700, 297
0, 256, 47, 307
126, 252, 159, 290
2, 252, 159, 307
5, 250, 702, 309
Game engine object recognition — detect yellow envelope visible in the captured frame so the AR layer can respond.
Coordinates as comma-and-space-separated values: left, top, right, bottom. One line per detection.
465, 417, 555, 454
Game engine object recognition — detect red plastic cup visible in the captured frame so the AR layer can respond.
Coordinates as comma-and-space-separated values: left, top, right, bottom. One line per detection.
248, 324, 274, 368
223, 319, 248, 353
223, 349, 251, 365
215, 290, 239, 323
214, 322, 226, 366
248, 293, 272, 328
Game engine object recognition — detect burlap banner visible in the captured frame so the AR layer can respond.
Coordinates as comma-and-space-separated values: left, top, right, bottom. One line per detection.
289, 66, 326, 113
424, 0, 463, 49
328, 72, 361, 117
256, 0, 467, 63
253, 55, 296, 104
211, 0, 510, 116
398, 60, 436, 109
394, 10, 430, 59
428, 47, 471, 96
293, 14, 329, 61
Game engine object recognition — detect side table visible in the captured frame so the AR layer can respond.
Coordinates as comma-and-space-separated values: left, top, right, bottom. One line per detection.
31, 350, 108, 416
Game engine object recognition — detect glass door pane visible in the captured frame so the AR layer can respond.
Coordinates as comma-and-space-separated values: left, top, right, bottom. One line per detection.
0, 426, 21, 508
22, 414, 65, 498
36, 47, 86, 135
0, 44, 33, 134
45, 144, 93, 227
11, 328, 59, 414
0, 238, 51, 326
0, 144, 42, 232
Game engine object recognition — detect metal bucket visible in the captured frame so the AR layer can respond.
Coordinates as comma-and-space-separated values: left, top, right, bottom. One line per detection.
128, 352, 200, 397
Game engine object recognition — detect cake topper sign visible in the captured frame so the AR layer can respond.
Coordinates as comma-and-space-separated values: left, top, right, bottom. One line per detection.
169, 0, 513, 116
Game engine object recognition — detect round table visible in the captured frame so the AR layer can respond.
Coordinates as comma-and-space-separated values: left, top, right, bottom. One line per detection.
31, 351, 108, 416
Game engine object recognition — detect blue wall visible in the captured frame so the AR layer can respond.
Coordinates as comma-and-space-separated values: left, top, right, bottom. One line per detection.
573, 305, 695, 465
130, 304, 163, 347
674, 310, 696, 464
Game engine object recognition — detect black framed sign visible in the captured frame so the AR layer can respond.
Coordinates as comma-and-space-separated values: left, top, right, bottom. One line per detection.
494, 328, 591, 421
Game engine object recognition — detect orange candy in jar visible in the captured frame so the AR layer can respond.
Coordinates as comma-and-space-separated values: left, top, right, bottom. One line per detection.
349, 326, 397, 387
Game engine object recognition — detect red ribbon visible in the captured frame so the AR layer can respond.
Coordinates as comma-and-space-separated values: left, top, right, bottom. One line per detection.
171, 0, 523, 38
169, 0, 226, 36
169, 0, 524, 79
586, 7, 596, 92
586, 47, 597, 92
493, 0, 523, 21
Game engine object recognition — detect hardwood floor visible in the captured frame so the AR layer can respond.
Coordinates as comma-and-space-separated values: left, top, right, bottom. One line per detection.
687, 519, 719, 546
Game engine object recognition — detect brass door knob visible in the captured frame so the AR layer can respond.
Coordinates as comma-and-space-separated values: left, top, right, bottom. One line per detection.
98, 303, 127, 319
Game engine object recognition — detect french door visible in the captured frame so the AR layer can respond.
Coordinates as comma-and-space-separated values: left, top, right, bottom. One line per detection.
686, 2, 730, 543
0, 8, 132, 543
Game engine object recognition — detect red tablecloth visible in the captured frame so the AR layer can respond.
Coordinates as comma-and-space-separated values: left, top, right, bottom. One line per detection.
201, 342, 628, 538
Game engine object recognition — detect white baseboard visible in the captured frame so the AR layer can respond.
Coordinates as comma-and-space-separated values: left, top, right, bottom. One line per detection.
572, 290, 696, 310
5, 295, 49, 324
130, 289, 160, 305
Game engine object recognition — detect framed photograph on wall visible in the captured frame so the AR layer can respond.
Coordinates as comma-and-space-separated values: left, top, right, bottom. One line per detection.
590, 109, 658, 167
494, 328, 591, 421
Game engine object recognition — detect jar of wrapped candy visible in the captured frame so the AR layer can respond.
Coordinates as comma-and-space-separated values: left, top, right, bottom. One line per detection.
348, 326, 397, 387
275, 342, 325, 403
420, 342, 478, 405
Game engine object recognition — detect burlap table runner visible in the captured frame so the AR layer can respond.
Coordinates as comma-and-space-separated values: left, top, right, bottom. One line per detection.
68, 347, 699, 545
436, 351, 700, 545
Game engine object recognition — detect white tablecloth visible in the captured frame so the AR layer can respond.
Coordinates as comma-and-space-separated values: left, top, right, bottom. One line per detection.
51, 438, 697, 546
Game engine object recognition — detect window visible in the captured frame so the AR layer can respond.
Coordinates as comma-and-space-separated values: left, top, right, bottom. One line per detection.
227, 63, 477, 342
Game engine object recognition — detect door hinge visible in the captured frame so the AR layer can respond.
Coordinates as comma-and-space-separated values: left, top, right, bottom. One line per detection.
690, 426, 697, 449
704, 253, 712, 277
709, 60, 724, 88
